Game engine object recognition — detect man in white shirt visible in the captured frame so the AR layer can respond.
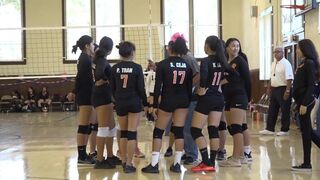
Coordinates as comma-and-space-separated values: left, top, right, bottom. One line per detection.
260, 46, 293, 136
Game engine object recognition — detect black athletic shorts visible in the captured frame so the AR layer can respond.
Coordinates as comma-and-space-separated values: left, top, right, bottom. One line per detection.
115, 96, 142, 116
76, 89, 92, 106
92, 84, 112, 108
159, 94, 190, 112
195, 95, 224, 115
224, 94, 248, 111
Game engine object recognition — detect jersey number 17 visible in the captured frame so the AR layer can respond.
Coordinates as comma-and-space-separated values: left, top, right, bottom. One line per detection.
172, 70, 186, 85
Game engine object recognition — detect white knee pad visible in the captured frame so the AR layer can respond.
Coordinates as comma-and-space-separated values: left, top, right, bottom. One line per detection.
107, 127, 117, 137
97, 127, 109, 137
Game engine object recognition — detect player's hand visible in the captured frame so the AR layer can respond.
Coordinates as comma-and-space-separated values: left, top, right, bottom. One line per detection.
299, 105, 307, 115
197, 87, 208, 96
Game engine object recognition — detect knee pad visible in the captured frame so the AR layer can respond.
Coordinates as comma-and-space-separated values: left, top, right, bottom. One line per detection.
218, 121, 227, 131
208, 126, 219, 139
191, 127, 203, 140
87, 124, 92, 135
107, 127, 117, 137
127, 131, 137, 141
227, 124, 242, 136
97, 127, 109, 137
153, 127, 165, 139
77, 125, 89, 134
242, 123, 248, 132
173, 126, 184, 139
91, 123, 98, 132
120, 130, 127, 138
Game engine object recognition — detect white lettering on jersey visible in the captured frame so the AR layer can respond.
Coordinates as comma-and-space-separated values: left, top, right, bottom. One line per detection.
176, 62, 186, 68
122, 68, 133, 73
170, 62, 175, 67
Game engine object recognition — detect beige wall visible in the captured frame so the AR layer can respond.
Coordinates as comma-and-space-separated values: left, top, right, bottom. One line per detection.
0, 0, 76, 76
222, 0, 282, 70
305, 8, 320, 51
2, 0, 320, 76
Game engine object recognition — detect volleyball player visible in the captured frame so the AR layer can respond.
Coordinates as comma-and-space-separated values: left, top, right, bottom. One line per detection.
141, 35, 193, 173
91, 36, 121, 169
72, 35, 95, 165
220, 38, 252, 167
110, 41, 148, 173
190, 36, 230, 172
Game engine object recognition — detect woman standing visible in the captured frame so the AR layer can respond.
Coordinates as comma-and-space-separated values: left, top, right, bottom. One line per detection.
190, 36, 229, 172
292, 39, 320, 172
92, 36, 120, 169
141, 35, 193, 173
220, 38, 251, 167
73, 35, 95, 165
111, 41, 147, 173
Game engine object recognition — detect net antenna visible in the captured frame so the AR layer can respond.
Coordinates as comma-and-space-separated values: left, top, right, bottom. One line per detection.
280, 4, 305, 10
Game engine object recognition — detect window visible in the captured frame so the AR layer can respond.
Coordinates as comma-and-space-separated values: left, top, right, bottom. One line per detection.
164, 0, 189, 46
0, 0, 24, 63
95, 0, 121, 59
163, 0, 220, 58
65, 0, 91, 61
259, 7, 272, 80
193, 0, 219, 57
64, 0, 122, 62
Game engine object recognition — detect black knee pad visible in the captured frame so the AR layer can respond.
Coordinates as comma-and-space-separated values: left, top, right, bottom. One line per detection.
127, 131, 137, 141
120, 130, 128, 138
208, 126, 219, 139
91, 123, 98, 132
191, 127, 203, 140
218, 121, 227, 131
87, 123, 93, 135
242, 123, 248, 132
153, 127, 165, 139
173, 126, 184, 139
78, 125, 89, 134
227, 124, 242, 136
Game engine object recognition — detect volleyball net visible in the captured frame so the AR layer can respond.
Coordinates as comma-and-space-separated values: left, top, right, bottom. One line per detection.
0, 24, 167, 80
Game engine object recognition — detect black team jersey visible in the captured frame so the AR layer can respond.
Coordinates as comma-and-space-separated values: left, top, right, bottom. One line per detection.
222, 56, 251, 101
153, 56, 193, 108
75, 53, 93, 94
92, 56, 112, 82
200, 55, 225, 96
111, 61, 147, 106
293, 59, 316, 106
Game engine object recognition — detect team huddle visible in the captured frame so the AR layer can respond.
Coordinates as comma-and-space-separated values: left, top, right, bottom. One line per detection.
73, 32, 254, 174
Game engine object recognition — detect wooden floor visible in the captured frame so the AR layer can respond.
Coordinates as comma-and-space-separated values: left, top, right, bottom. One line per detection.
0, 112, 319, 180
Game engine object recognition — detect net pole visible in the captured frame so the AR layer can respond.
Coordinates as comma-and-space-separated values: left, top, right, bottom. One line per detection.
148, 0, 153, 60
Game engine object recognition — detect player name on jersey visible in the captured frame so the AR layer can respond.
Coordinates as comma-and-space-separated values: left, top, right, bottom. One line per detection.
116, 68, 133, 73
170, 62, 187, 68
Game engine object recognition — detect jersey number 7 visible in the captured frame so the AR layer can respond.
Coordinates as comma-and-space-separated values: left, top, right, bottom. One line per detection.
173, 70, 186, 85
120, 74, 128, 88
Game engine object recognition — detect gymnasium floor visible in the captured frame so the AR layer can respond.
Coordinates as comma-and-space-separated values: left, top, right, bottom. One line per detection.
0, 112, 319, 180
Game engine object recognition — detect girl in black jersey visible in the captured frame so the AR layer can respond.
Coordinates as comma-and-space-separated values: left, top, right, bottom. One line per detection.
111, 41, 147, 173
91, 36, 120, 169
291, 39, 320, 172
220, 38, 252, 167
190, 36, 228, 172
142, 35, 193, 173
72, 35, 95, 165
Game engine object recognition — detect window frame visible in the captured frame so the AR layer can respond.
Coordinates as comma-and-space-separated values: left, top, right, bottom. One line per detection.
0, 0, 26, 65
62, 0, 123, 64
161, 0, 221, 58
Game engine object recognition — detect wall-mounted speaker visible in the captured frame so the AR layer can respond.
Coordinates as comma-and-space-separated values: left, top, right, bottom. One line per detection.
251, 6, 258, 17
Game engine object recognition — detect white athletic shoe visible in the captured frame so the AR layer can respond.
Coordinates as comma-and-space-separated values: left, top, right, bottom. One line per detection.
219, 156, 241, 167
276, 131, 289, 136
259, 129, 275, 135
